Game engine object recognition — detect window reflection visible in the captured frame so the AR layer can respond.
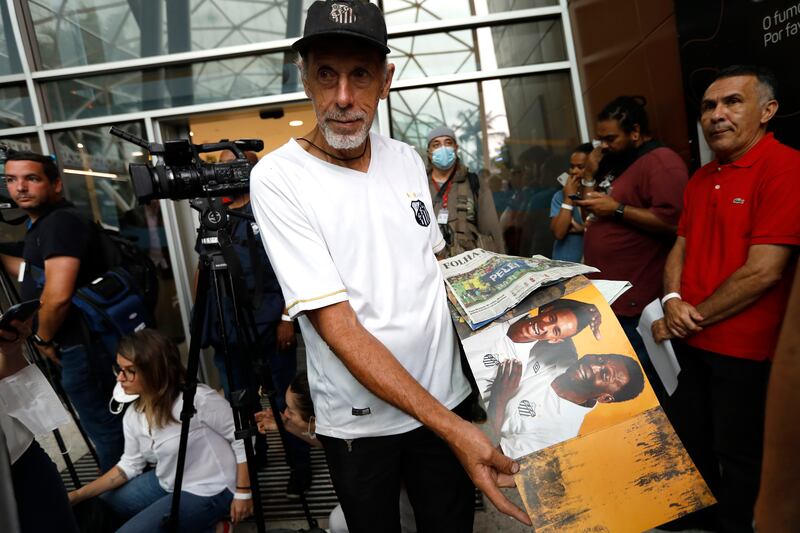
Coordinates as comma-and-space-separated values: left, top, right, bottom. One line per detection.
0, 3, 23, 75
0, 84, 34, 128
50, 122, 184, 342
42, 52, 300, 121
28, 0, 314, 69
389, 73, 580, 258
388, 19, 565, 81
381, 0, 556, 25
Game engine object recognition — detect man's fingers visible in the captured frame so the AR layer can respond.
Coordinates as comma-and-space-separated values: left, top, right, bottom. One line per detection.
689, 308, 704, 323
481, 481, 532, 526
489, 446, 520, 476
496, 472, 517, 488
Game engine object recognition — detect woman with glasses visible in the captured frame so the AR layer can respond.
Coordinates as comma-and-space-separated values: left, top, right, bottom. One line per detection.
67, 329, 252, 532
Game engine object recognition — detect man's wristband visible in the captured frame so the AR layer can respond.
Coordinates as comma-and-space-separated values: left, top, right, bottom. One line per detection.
31, 333, 55, 347
233, 492, 253, 500
581, 179, 596, 187
661, 292, 681, 305
560, 203, 574, 212
281, 314, 293, 322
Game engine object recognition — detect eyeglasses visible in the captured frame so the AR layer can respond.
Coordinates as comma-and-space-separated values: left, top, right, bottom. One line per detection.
112, 362, 136, 381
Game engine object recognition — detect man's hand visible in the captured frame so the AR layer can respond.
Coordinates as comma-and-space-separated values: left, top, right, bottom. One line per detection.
447, 419, 531, 526
651, 318, 673, 343
568, 219, 584, 234
276, 320, 296, 352
490, 359, 522, 407
663, 298, 703, 338
563, 174, 580, 197
230, 495, 253, 523
0, 319, 31, 347
38, 343, 60, 365
575, 191, 620, 218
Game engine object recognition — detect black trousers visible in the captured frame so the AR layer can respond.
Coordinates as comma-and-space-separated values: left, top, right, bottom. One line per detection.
11, 440, 78, 533
318, 400, 475, 533
667, 342, 770, 533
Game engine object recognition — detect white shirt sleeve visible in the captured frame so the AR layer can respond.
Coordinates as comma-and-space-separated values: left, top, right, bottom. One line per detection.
116, 408, 147, 480
196, 387, 246, 464
250, 159, 349, 318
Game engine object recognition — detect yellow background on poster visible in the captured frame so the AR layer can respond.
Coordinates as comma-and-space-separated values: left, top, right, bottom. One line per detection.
526, 283, 660, 435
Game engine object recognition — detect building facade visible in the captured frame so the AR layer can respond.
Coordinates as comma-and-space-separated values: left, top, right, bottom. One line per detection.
0, 0, 588, 374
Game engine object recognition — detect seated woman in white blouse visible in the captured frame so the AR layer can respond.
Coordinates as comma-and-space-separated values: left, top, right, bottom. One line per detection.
68, 329, 252, 532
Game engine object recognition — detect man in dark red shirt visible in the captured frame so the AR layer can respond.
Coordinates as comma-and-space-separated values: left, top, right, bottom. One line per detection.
577, 96, 688, 396
653, 65, 800, 532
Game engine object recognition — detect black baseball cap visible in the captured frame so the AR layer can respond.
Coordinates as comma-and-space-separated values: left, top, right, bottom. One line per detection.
292, 0, 390, 55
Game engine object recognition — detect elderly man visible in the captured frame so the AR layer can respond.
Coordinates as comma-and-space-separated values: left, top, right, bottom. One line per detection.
653, 65, 800, 532
249, 1, 530, 531
426, 126, 504, 257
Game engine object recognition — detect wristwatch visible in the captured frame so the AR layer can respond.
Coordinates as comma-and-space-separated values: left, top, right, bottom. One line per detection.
31, 333, 55, 347
614, 203, 626, 220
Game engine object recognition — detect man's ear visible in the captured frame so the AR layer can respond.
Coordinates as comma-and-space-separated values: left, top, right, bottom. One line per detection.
596, 393, 614, 404
630, 124, 641, 142
761, 99, 779, 125
54, 177, 63, 195
380, 63, 396, 100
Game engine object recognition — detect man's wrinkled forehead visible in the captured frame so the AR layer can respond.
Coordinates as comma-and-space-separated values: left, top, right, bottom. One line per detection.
703, 75, 758, 103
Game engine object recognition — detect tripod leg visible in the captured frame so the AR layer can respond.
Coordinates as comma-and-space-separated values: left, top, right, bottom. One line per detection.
164, 258, 209, 533
210, 266, 267, 533
30, 345, 101, 470
52, 428, 81, 488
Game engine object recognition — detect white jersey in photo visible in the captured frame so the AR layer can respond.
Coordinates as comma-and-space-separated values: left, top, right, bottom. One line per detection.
250, 132, 471, 440
498, 364, 592, 459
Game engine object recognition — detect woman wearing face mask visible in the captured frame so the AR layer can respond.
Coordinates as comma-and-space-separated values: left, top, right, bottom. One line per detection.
426, 126, 505, 258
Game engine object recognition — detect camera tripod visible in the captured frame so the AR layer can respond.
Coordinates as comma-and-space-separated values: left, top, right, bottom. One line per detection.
167, 197, 321, 533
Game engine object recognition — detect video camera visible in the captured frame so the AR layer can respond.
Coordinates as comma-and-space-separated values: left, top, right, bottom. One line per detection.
109, 127, 264, 204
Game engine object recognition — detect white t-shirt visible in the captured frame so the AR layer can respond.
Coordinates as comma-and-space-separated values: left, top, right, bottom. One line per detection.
463, 321, 536, 399
116, 384, 245, 497
250, 132, 471, 439
497, 364, 592, 459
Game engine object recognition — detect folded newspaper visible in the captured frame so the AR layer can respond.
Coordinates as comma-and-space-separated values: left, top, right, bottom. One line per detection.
439, 249, 598, 330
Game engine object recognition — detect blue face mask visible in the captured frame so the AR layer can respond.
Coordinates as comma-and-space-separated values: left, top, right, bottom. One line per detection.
431, 146, 457, 170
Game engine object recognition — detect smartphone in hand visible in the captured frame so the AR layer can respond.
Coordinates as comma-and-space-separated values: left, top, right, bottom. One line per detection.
0, 299, 40, 332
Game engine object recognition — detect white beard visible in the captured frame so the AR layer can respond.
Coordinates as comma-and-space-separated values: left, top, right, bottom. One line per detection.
317, 109, 371, 150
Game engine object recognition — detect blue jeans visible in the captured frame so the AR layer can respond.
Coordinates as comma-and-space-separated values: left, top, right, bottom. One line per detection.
101, 470, 233, 532
59, 343, 124, 472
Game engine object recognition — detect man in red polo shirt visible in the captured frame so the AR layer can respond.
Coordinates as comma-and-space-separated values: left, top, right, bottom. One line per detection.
653, 65, 800, 532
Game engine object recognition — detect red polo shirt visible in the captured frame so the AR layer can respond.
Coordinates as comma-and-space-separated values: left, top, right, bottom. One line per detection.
678, 133, 800, 360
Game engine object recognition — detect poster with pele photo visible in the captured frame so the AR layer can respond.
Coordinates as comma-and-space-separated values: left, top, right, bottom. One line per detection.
451, 276, 715, 532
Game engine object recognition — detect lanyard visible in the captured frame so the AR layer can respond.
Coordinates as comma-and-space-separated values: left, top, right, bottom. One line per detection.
432, 166, 458, 208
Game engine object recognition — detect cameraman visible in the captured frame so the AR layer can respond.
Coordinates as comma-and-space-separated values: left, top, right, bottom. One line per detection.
1, 318, 78, 533
194, 150, 311, 498
0, 151, 123, 471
